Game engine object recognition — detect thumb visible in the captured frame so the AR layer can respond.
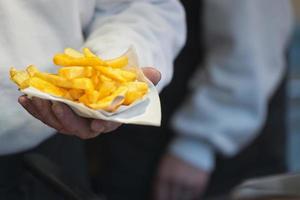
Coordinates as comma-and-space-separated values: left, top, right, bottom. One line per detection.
142, 67, 161, 85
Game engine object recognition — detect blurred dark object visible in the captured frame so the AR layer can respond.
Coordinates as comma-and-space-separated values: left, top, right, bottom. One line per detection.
23, 153, 102, 200
231, 173, 300, 200
0, 134, 90, 200
205, 195, 230, 200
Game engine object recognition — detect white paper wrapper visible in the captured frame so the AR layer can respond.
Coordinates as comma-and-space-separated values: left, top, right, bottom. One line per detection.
21, 48, 161, 126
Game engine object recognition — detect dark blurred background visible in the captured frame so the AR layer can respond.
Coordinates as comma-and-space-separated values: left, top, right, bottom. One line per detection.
85, 0, 300, 199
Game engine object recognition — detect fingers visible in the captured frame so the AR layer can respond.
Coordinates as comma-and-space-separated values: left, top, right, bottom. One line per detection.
155, 179, 199, 200
91, 120, 121, 133
19, 96, 122, 139
31, 97, 65, 132
170, 183, 181, 200
51, 102, 121, 139
153, 154, 209, 200
51, 102, 99, 139
176, 186, 199, 200
19, 96, 66, 132
154, 178, 170, 200
90, 119, 106, 133
18, 96, 40, 119
142, 67, 161, 85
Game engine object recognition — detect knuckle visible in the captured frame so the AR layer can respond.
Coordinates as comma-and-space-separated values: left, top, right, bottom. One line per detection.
78, 132, 92, 139
61, 119, 79, 133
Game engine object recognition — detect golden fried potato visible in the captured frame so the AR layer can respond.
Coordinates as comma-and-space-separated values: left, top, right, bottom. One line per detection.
53, 54, 106, 67
29, 77, 66, 97
83, 47, 97, 58
34, 72, 72, 88
106, 55, 128, 68
88, 86, 128, 111
71, 78, 94, 90
10, 47, 149, 112
98, 80, 117, 100
123, 82, 148, 105
58, 66, 93, 79
26, 65, 39, 77
69, 89, 84, 100
91, 71, 100, 89
10, 67, 30, 89
64, 48, 84, 58
9, 67, 18, 78
63, 91, 75, 101
34, 72, 94, 90
94, 66, 136, 83
86, 90, 100, 104
79, 94, 90, 105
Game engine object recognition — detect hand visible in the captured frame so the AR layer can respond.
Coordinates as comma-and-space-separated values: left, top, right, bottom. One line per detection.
154, 154, 210, 200
18, 67, 161, 139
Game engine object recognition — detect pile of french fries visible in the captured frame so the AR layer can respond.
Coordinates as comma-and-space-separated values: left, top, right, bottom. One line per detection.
10, 48, 149, 112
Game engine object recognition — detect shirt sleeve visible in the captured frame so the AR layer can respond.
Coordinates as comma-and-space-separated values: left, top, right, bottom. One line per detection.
83, 0, 186, 91
168, 0, 294, 171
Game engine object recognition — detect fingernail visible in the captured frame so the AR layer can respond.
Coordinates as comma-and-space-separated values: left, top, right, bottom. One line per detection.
52, 102, 63, 118
18, 96, 27, 105
91, 120, 105, 132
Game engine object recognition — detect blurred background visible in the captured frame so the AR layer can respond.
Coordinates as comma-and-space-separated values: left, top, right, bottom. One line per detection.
84, 1, 300, 199
288, 0, 300, 172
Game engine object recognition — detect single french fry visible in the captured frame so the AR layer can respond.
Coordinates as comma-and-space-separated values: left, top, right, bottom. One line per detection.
123, 82, 148, 105
99, 74, 113, 83
58, 66, 93, 79
86, 90, 100, 104
98, 80, 117, 100
88, 86, 127, 111
10, 68, 30, 89
118, 69, 137, 82
34, 72, 72, 88
94, 66, 126, 83
63, 91, 75, 101
69, 89, 84, 100
91, 71, 100, 89
64, 48, 84, 58
29, 77, 66, 97
94, 66, 136, 83
53, 54, 106, 67
79, 94, 90, 105
35, 72, 94, 90
83, 47, 97, 58
71, 78, 94, 90
26, 65, 39, 77
106, 55, 129, 68
9, 67, 18, 78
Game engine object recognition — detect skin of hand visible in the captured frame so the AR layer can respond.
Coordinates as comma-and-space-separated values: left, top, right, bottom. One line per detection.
18, 67, 161, 139
154, 153, 211, 200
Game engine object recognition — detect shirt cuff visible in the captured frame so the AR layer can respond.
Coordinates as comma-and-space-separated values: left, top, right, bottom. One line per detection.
168, 136, 215, 172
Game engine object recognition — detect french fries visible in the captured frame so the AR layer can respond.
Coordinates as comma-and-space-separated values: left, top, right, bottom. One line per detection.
10, 48, 149, 112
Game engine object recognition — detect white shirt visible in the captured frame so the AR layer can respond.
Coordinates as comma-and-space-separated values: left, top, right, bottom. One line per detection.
169, 0, 294, 171
0, 0, 186, 155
